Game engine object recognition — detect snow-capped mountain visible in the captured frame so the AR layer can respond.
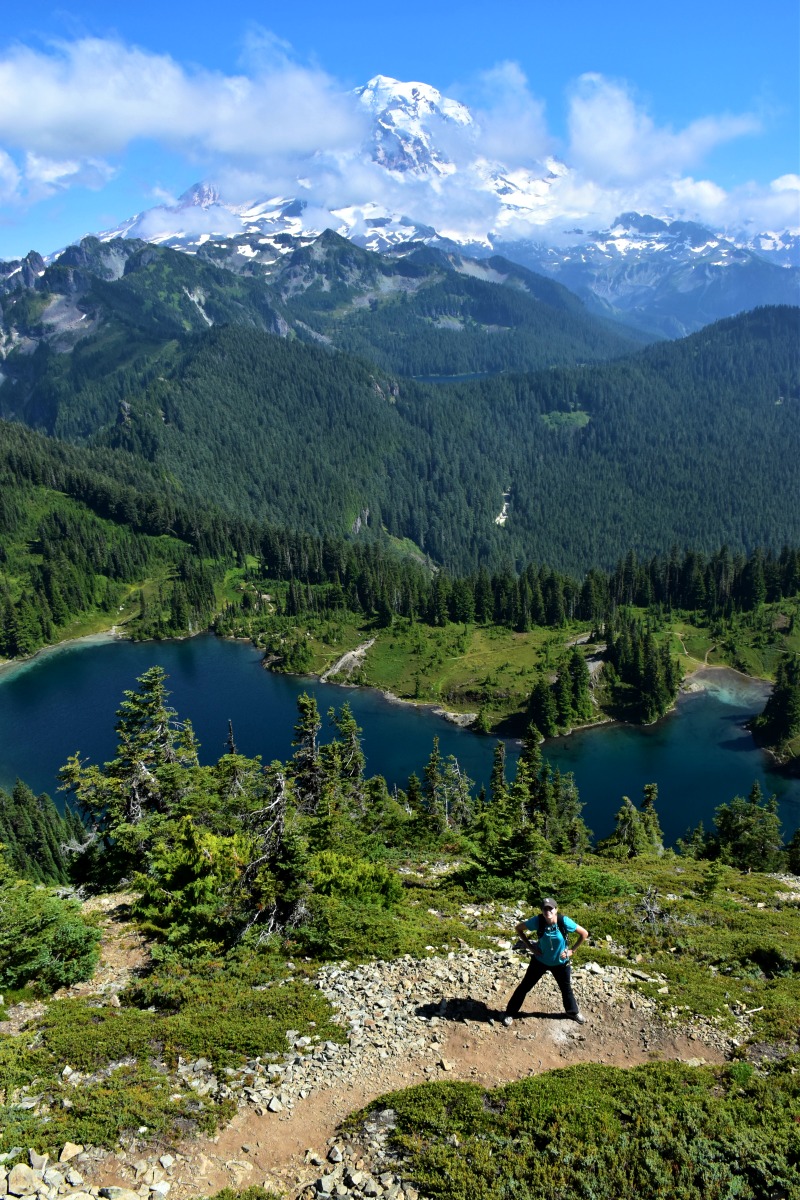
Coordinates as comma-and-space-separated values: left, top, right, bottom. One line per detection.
88, 74, 799, 337
355, 74, 472, 176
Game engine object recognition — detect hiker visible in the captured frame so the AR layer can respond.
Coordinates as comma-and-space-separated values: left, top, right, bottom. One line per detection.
503, 897, 588, 1025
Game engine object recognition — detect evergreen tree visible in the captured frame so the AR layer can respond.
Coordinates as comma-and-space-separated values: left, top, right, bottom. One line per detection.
554, 666, 574, 729
598, 796, 650, 859
406, 772, 423, 814
568, 647, 593, 723
711, 781, 786, 872
321, 703, 367, 813
786, 826, 800, 874
753, 654, 800, 748
59, 666, 199, 836
291, 693, 324, 814
528, 677, 558, 738
489, 742, 508, 808
640, 782, 665, 856
423, 736, 446, 834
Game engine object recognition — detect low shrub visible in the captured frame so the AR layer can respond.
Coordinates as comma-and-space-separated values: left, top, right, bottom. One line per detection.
0, 858, 100, 992
163, 977, 345, 1069
354, 1059, 800, 1200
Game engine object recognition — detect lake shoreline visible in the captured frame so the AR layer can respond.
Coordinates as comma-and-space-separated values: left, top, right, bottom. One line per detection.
2, 631, 798, 840
0, 628, 775, 745
0, 629, 123, 682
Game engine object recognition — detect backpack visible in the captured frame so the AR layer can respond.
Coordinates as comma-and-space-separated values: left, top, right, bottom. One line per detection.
536, 914, 569, 941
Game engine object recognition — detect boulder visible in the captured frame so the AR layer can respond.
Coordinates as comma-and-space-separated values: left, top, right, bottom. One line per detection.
59, 1146, 84, 1164
7, 1164, 39, 1196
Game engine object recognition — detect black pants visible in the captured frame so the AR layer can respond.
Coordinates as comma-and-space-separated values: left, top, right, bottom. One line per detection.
505, 957, 578, 1017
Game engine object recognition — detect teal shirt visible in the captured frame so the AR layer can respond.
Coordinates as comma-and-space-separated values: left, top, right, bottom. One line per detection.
525, 914, 578, 966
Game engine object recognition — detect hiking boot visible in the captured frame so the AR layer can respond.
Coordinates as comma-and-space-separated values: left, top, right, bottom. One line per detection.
503, 1015, 513, 1027
572, 1012, 586, 1024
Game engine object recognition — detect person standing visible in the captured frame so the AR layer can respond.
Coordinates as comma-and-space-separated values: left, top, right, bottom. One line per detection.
503, 898, 588, 1025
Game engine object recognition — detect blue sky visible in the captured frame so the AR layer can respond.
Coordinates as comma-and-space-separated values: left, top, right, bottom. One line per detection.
1, 0, 798, 258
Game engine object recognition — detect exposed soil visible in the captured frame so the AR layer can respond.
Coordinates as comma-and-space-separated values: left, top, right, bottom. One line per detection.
182, 992, 722, 1200
320, 639, 376, 682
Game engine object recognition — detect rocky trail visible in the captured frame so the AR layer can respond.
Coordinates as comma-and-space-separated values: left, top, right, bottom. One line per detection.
2, 898, 738, 1200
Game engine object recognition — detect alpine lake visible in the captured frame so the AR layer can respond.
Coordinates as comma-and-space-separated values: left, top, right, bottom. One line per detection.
1, 632, 798, 846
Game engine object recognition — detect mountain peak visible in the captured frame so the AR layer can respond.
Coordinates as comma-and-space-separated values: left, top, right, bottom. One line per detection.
357, 75, 472, 128
178, 182, 223, 209
354, 75, 472, 178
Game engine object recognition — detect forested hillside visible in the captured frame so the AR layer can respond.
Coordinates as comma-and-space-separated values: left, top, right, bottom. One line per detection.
267, 233, 647, 374
2, 289, 797, 572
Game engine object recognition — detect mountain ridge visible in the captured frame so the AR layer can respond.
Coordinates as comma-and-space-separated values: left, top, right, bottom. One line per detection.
15, 73, 793, 339
1, 228, 796, 574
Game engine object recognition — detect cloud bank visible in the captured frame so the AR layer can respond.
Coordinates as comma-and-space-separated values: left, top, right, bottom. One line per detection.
0, 34, 797, 242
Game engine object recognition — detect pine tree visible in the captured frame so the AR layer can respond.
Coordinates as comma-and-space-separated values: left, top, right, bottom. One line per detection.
406, 772, 423, 813
59, 666, 199, 833
322, 702, 367, 813
554, 667, 574, 729
754, 654, 800, 747
598, 797, 650, 859
528, 678, 558, 738
489, 742, 508, 808
421, 736, 447, 833
291, 693, 324, 814
712, 781, 786, 872
568, 647, 593, 723
640, 782, 665, 856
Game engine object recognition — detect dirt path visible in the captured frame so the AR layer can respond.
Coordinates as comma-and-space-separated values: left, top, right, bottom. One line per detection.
176, 996, 720, 1199
84, 955, 726, 1200
6, 896, 730, 1200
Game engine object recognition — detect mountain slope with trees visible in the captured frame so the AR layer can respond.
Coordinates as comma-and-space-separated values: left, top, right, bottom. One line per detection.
2, 288, 796, 574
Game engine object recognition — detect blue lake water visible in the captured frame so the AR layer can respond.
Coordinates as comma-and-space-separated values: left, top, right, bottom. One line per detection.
0, 633, 798, 845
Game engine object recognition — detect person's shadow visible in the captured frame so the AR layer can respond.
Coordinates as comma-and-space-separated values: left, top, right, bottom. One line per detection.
415, 998, 573, 1023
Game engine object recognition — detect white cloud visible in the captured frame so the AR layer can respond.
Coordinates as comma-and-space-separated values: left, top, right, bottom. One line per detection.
771, 174, 800, 194
0, 34, 795, 243
469, 61, 551, 165
567, 74, 761, 184
0, 36, 366, 163
134, 203, 242, 240
24, 152, 117, 201
0, 147, 21, 203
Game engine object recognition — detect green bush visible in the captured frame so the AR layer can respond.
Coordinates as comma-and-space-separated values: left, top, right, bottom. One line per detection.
357, 1060, 800, 1200
0, 856, 100, 992
35, 999, 165, 1071
0, 1056, 224, 1156
132, 819, 246, 954
163, 977, 345, 1069
0, 970, 341, 1153
201, 1190, 281, 1200
307, 850, 404, 905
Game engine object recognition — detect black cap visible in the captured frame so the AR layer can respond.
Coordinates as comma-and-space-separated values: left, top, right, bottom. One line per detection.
542, 897, 557, 910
